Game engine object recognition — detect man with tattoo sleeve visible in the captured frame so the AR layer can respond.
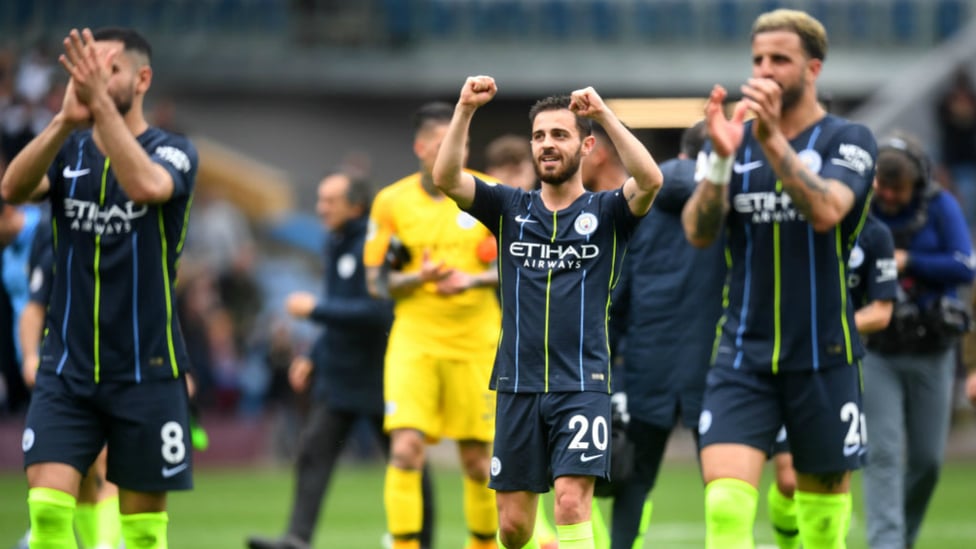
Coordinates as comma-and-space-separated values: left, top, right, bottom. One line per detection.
681, 9, 877, 549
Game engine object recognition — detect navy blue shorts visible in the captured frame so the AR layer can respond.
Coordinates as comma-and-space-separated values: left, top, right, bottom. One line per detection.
769, 425, 790, 457
490, 391, 611, 493
23, 371, 193, 492
697, 363, 864, 474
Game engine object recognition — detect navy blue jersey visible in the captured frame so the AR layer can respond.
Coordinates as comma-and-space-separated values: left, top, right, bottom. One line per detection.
28, 218, 54, 306
40, 127, 197, 384
847, 214, 897, 308
716, 115, 876, 373
307, 216, 393, 414
466, 177, 640, 393
613, 157, 727, 428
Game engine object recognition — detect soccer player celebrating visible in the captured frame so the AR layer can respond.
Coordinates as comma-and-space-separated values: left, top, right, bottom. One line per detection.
433, 75, 663, 549
1, 27, 197, 549
681, 9, 877, 549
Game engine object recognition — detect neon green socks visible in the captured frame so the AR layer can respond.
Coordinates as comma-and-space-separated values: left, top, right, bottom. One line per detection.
767, 484, 800, 549
631, 499, 654, 549
120, 512, 169, 549
28, 487, 77, 549
794, 491, 850, 549
591, 500, 609, 549
704, 478, 758, 549
95, 496, 121, 549
557, 521, 595, 549
75, 502, 99, 548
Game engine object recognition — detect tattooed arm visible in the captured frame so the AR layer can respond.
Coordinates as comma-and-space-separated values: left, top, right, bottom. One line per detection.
761, 135, 854, 232
682, 176, 729, 249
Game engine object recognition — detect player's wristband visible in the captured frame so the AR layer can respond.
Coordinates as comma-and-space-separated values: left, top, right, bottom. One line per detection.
705, 151, 733, 186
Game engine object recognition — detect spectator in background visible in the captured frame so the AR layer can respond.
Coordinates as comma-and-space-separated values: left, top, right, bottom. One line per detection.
247, 172, 434, 549
0, 201, 39, 414
1, 203, 41, 358
605, 120, 720, 549
184, 184, 263, 409
862, 131, 975, 549
936, 67, 976, 231
484, 133, 537, 191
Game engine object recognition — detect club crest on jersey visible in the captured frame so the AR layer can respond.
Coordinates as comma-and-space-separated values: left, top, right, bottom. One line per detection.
490, 456, 502, 476
698, 410, 712, 435
22, 428, 35, 452
337, 253, 357, 278
848, 244, 864, 268
29, 266, 44, 293
574, 212, 598, 235
456, 211, 477, 229
798, 149, 823, 174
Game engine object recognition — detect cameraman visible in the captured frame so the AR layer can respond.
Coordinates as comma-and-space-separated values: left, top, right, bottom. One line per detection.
862, 131, 976, 549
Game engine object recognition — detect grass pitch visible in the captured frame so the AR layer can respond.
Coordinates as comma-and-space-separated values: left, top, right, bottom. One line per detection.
1, 458, 975, 548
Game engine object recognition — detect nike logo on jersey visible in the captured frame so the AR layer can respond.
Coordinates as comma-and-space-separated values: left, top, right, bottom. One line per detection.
161, 462, 189, 478
515, 215, 537, 224
842, 444, 862, 458
580, 453, 603, 463
732, 160, 764, 174
62, 167, 91, 178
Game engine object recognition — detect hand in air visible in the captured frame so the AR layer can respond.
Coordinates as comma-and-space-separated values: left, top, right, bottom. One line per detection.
569, 86, 609, 120
59, 78, 93, 128
59, 28, 116, 108
459, 75, 497, 109
740, 77, 782, 143
704, 84, 749, 157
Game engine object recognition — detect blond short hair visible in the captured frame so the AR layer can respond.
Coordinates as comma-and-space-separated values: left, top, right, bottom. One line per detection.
752, 9, 828, 61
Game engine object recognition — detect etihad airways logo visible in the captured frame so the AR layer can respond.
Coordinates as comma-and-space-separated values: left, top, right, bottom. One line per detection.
509, 241, 599, 270
733, 191, 804, 224
64, 198, 148, 235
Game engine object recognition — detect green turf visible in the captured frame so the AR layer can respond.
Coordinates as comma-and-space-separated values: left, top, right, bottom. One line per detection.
2, 459, 975, 548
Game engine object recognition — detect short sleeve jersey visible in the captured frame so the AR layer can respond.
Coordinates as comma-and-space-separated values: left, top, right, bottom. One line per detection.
362, 171, 501, 359
40, 127, 197, 384
847, 214, 897, 309
716, 115, 877, 373
465, 178, 640, 393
